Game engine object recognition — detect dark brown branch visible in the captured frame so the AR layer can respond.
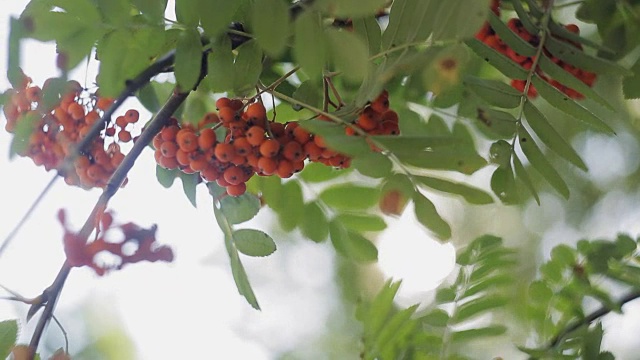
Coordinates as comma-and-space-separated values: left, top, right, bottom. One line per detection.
27, 88, 191, 359
547, 290, 640, 349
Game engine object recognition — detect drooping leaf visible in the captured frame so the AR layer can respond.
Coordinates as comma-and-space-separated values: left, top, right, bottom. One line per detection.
353, 16, 382, 56
415, 176, 494, 205
431, 0, 491, 41
463, 76, 522, 109
518, 126, 570, 199
132, 0, 168, 21
335, 213, 387, 232
0, 320, 17, 360
450, 325, 507, 343
465, 38, 528, 80
453, 296, 508, 323
233, 229, 276, 257
326, 28, 370, 84
401, 149, 487, 175
381, 0, 438, 50
233, 40, 263, 95
413, 192, 451, 240
299, 162, 349, 183
623, 57, 640, 100
293, 11, 327, 82
421, 309, 450, 327
220, 193, 261, 225
174, 0, 199, 26
544, 35, 632, 77
9, 111, 40, 158
137, 80, 175, 113
300, 202, 329, 242
292, 81, 322, 110
277, 180, 304, 231
352, 152, 393, 178
178, 172, 199, 207
207, 37, 235, 93
475, 107, 518, 138
513, 153, 540, 205
491, 165, 519, 204
155, 165, 178, 188
487, 12, 536, 56
174, 28, 202, 91
371, 135, 459, 154
251, 0, 290, 57
200, 0, 244, 38
358, 280, 402, 338
319, 184, 380, 211
329, 220, 378, 262
523, 101, 587, 171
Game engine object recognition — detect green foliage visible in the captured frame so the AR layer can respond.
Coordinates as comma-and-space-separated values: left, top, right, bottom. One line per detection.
0, 320, 18, 359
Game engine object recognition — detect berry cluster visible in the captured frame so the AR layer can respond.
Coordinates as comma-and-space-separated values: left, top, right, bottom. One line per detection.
475, 0, 596, 99
153, 91, 399, 197
346, 90, 398, 137
59, 209, 173, 276
2, 73, 141, 189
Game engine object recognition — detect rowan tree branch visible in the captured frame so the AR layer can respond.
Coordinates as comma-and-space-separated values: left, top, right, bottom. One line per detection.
26, 87, 191, 359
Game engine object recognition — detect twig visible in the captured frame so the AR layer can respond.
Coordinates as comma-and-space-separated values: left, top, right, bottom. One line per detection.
547, 290, 640, 349
27, 88, 192, 359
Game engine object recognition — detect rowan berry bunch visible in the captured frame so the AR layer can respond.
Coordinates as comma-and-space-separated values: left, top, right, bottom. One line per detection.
347, 90, 399, 136
2, 73, 141, 189
153, 91, 400, 197
475, 0, 596, 99
58, 209, 173, 276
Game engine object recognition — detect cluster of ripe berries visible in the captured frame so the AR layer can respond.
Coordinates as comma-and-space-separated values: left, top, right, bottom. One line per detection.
153, 91, 398, 197
59, 209, 173, 276
2, 73, 141, 189
475, 0, 596, 99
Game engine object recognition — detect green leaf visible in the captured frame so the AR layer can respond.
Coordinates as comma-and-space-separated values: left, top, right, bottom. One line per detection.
623, 57, 640, 100
9, 112, 40, 158
453, 296, 508, 323
277, 180, 304, 231
97, 0, 130, 26
233, 229, 276, 257
174, 28, 202, 92
293, 11, 327, 82
376, 305, 419, 352
487, 12, 536, 56
465, 38, 528, 80
137, 80, 175, 113
292, 81, 322, 110
358, 280, 402, 337
537, 54, 613, 110
178, 172, 199, 207
489, 139, 512, 168
299, 162, 348, 183
200, 0, 244, 38
319, 184, 380, 211
352, 152, 393, 179
371, 135, 459, 154
431, 0, 491, 41
353, 16, 382, 56
174, 0, 199, 26
523, 101, 587, 171
207, 37, 235, 93
233, 40, 263, 95
381, 0, 438, 50
7, 18, 25, 89
464, 76, 522, 109
214, 206, 260, 309
450, 325, 506, 343
413, 192, 451, 240
518, 126, 570, 199
435, 286, 456, 303
220, 193, 261, 225
421, 309, 450, 327
510, 0, 539, 35
329, 221, 378, 262
544, 35, 632, 77
251, 0, 290, 57
463, 274, 512, 298
475, 107, 518, 138
300, 202, 329, 242
401, 149, 487, 175
155, 165, 178, 188
132, 0, 167, 21
335, 213, 387, 232
0, 320, 17, 359
491, 166, 519, 204
513, 153, 540, 205
532, 75, 614, 134
326, 28, 369, 84
316, 0, 387, 18
415, 175, 493, 205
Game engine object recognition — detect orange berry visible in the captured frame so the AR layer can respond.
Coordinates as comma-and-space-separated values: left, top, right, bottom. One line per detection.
269, 122, 285, 137
125, 109, 139, 123
74, 155, 91, 169
115, 115, 128, 128
176, 129, 199, 152
25, 86, 42, 102
276, 159, 295, 178
176, 149, 191, 166
245, 126, 265, 146
198, 128, 217, 150
96, 96, 114, 111
228, 99, 244, 110
152, 133, 163, 149
160, 141, 178, 158
111, 152, 125, 168
85, 110, 100, 125
304, 141, 323, 161
565, 24, 580, 34
257, 156, 278, 175
233, 137, 252, 156
201, 165, 220, 182
370, 94, 390, 114
214, 142, 236, 162
218, 106, 239, 124
190, 156, 209, 172
293, 126, 311, 144
199, 112, 220, 128
161, 125, 180, 141
67, 102, 85, 121
259, 139, 280, 158
223, 166, 245, 185
226, 182, 247, 197
230, 153, 247, 166
159, 155, 179, 169
216, 97, 231, 109
245, 102, 266, 123
118, 130, 132, 142
313, 135, 327, 148
282, 141, 304, 162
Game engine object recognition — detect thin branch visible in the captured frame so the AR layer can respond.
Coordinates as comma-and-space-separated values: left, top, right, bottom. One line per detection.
547, 290, 640, 349
27, 88, 191, 359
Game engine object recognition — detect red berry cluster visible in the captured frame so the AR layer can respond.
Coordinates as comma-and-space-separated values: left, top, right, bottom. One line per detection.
153, 91, 400, 197
475, 0, 596, 99
59, 209, 173, 276
346, 90, 399, 138
2, 73, 141, 189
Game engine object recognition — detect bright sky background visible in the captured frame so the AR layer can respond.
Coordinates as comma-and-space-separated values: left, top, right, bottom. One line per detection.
0, 1, 458, 359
